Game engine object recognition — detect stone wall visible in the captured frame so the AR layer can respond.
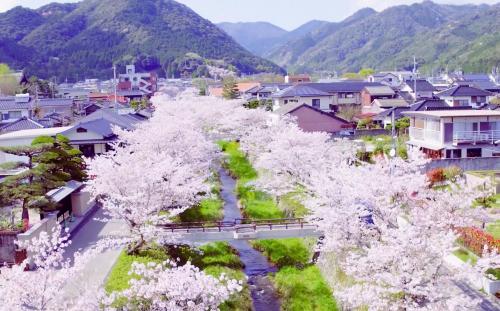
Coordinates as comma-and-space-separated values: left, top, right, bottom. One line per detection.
426, 157, 500, 172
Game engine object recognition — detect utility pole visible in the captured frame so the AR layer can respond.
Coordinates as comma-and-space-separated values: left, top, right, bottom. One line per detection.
113, 65, 118, 112
413, 56, 417, 101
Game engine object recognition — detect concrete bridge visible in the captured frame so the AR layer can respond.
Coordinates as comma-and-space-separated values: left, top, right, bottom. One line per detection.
157, 218, 323, 243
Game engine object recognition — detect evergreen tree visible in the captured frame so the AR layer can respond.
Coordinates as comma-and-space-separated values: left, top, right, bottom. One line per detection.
222, 77, 239, 100
0, 135, 86, 230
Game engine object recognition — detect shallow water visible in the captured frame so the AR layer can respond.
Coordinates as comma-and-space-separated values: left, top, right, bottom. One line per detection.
219, 168, 281, 311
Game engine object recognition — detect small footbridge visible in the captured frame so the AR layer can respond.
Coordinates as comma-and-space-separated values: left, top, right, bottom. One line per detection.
158, 218, 323, 243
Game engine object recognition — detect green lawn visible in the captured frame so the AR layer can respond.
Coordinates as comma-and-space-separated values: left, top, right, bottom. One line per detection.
453, 248, 478, 265
252, 238, 338, 311
178, 198, 223, 222
274, 266, 339, 311
251, 238, 312, 268
105, 243, 252, 310
487, 221, 500, 239
105, 247, 169, 293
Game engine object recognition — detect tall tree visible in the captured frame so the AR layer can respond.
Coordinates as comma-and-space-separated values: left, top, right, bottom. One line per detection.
0, 135, 86, 229
0, 63, 19, 95
222, 77, 239, 100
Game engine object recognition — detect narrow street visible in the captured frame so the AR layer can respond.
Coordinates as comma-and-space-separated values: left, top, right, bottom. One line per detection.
62, 207, 127, 299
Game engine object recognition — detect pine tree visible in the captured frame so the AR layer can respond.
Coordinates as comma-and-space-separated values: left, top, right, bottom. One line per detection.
222, 78, 239, 100
0, 135, 86, 230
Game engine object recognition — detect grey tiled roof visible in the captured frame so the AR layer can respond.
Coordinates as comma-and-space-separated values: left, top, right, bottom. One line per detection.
374, 107, 410, 120
0, 97, 73, 110
404, 79, 436, 92
409, 99, 448, 111
436, 85, 492, 97
305, 82, 383, 93
0, 117, 44, 133
79, 109, 144, 131
272, 85, 331, 98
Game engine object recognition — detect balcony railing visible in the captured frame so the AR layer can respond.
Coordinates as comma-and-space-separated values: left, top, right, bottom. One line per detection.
453, 130, 500, 145
409, 127, 441, 143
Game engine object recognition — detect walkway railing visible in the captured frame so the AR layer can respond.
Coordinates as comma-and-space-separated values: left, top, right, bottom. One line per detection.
157, 218, 314, 233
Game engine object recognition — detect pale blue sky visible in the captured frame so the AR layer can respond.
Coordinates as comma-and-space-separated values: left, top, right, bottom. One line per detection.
0, 0, 498, 30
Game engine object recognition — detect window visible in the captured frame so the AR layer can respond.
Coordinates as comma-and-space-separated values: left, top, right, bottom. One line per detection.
76, 127, 88, 133
312, 99, 320, 109
8, 111, 22, 119
466, 148, 482, 158
79, 144, 95, 158
445, 149, 462, 159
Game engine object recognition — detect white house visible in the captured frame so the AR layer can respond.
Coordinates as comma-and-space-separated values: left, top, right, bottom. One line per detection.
435, 85, 493, 108
404, 110, 500, 159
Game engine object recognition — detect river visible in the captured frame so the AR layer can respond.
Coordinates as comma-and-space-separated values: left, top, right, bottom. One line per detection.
219, 168, 281, 311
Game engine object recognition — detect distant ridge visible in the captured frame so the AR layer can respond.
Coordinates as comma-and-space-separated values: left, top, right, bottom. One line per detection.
0, 0, 284, 81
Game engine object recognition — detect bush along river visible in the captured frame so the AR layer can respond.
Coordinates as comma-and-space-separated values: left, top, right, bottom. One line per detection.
219, 168, 281, 311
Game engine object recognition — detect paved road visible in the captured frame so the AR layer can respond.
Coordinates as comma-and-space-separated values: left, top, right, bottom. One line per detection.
62, 207, 127, 299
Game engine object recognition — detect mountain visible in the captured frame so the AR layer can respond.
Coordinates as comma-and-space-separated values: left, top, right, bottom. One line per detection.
217, 22, 288, 56
218, 20, 328, 57
265, 1, 499, 74
0, 0, 283, 81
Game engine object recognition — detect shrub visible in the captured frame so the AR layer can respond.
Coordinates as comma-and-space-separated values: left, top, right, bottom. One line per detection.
427, 168, 445, 186
456, 227, 500, 256
486, 268, 500, 280
443, 166, 462, 182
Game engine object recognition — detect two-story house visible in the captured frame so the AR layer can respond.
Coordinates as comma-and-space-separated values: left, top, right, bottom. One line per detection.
400, 79, 436, 100
361, 86, 397, 106
273, 82, 383, 112
435, 85, 493, 108
404, 110, 500, 159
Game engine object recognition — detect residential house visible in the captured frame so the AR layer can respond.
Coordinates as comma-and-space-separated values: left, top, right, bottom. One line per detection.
63, 109, 146, 157
436, 85, 493, 108
400, 79, 436, 100
119, 65, 158, 95
0, 109, 147, 162
0, 117, 44, 134
403, 110, 500, 159
273, 82, 384, 112
244, 84, 291, 100
272, 84, 333, 111
0, 94, 74, 125
368, 72, 401, 88
362, 98, 409, 115
274, 102, 350, 133
0, 94, 31, 124
408, 99, 450, 111
449, 73, 500, 94
285, 74, 311, 84
373, 107, 410, 129
361, 86, 397, 106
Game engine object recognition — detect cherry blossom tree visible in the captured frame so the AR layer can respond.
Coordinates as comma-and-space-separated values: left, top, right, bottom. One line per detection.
0, 226, 105, 311
103, 260, 242, 310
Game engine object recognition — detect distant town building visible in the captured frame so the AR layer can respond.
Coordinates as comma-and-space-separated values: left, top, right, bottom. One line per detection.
284, 74, 312, 84
118, 65, 158, 95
